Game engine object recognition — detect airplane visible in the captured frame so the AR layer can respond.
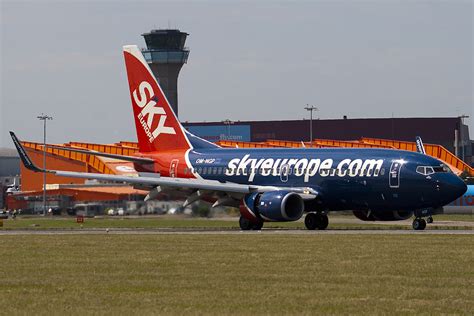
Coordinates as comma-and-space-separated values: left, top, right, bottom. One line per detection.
10, 45, 468, 231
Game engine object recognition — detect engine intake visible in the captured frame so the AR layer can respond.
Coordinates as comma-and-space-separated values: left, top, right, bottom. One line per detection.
243, 191, 304, 222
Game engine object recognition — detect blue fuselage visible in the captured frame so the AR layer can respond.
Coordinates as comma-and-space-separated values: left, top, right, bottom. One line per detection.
188, 148, 467, 212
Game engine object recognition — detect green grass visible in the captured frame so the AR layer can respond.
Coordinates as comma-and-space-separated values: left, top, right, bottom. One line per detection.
1, 216, 237, 230
0, 215, 471, 231
0, 234, 472, 314
433, 214, 474, 222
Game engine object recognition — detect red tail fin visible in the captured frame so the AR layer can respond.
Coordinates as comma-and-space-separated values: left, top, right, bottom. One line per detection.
123, 45, 191, 153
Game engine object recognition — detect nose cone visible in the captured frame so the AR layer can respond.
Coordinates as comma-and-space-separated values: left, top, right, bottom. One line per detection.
441, 175, 467, 204
455, 176, 468, 197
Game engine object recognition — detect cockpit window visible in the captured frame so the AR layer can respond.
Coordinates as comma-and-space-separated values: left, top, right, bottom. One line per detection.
416, 166, 434, 175
435, 164, 453, 173
416, 164, 451, 175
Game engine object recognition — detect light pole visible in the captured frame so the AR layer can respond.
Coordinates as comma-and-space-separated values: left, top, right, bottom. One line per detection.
459, 115, 469, 162
222, 119, 234, 140
304, 105, 318, 147
37, 114, 53, 215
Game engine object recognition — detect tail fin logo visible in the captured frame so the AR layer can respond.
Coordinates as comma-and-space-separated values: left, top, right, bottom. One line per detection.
133, 81, 176, 143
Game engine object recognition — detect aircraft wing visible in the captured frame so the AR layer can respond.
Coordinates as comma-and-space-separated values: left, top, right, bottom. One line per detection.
10, 132, 318, 200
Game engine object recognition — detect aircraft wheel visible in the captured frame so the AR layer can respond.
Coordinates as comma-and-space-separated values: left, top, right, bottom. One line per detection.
304, 213, 318, 230
317, 214, 329, 230
427, 216, 433, 224
419, 218, 427, 230
412, 218, 426, 231
252, 221, 264, 230
412, 219, 421, 230
239, 216, 253, 230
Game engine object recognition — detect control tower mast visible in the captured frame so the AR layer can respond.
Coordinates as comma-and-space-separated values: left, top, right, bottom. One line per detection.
141, 29, 189, 117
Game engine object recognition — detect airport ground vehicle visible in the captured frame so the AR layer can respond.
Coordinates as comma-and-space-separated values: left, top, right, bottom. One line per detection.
10, 45, 467, 230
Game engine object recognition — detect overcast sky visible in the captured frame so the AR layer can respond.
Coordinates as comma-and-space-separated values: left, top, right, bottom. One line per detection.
1, 0, 472, 148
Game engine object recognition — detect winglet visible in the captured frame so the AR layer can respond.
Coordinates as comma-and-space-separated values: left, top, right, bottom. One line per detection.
415, 136, 426, 155
9, 131, 47, 173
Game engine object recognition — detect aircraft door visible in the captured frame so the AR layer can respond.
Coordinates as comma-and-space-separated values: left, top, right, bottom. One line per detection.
170, 159, 179, 178
280, 164, 289, 183
389, 161, 402, 188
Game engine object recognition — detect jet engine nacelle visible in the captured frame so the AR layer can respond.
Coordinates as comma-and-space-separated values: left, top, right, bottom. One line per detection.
243, 191, 304, 222
353, 210, 413, 221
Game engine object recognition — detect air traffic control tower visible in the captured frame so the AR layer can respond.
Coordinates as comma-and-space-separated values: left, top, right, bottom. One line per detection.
142, 29, 189, 116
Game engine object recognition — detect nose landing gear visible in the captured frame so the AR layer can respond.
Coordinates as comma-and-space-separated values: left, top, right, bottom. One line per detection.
304, 212, 329, 230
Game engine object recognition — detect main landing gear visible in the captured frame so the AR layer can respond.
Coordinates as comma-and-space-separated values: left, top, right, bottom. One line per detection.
412, 218, 427, 230
239, 216, 263, 231
412, 209, 435, 230
304, 212, 329, 230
